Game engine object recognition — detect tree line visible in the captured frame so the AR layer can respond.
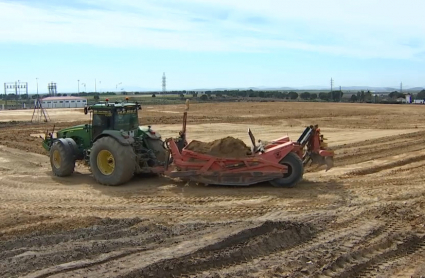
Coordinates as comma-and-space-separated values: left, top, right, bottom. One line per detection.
2, 89, 425, 103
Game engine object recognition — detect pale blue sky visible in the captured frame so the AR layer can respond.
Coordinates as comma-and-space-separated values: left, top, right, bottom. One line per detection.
0, 0, 424, 93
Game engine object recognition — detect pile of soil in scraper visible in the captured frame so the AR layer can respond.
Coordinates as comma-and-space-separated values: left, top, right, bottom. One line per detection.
185, 136, 252, 158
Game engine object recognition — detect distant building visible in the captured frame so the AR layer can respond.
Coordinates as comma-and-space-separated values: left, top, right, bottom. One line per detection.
40, 96, 87, 108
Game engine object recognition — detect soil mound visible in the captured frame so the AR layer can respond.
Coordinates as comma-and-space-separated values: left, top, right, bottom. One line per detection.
186, 136, 252, 158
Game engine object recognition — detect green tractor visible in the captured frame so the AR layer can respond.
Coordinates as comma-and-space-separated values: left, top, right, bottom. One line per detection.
42, 99, 177, 186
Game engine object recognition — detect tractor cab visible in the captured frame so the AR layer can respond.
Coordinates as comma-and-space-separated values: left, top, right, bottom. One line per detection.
88, 99, 141, 139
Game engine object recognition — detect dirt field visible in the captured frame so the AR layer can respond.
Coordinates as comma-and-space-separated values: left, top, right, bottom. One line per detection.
1, 101, 425, 278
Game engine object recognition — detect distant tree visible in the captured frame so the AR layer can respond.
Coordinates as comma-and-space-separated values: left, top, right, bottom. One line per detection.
318, 92, 329, 101
258, 91, 265, 98
200, 94, 208, 101
152, 93, 156, 97
215, 92, 223, 97
364, 91, 372, 102
416, 90, 425, 100
7, 94, 17, 100
310, 93, 317, 100
350, 94, 358, 102
328, 91, 343, 102
389, 91, 404, 99
360, 91, 365, 102
179, 93, 184, 99
94, 94, 100, 101
288, 91, 298, 100
238, 90, 248, 97
300, 92, 311, 100
271, 91, 282, 98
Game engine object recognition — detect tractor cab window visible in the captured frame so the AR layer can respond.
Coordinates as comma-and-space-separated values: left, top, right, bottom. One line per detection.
114, 107, 138, 131
92, 110, 112, 138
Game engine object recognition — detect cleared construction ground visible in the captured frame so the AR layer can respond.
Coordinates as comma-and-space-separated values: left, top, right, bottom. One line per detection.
1, 101, 425, 278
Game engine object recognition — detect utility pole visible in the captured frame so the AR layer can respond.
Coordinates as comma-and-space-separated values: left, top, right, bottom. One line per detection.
95, 78, 97, 93
36, 78, 39, 95
330, 78, 334, 92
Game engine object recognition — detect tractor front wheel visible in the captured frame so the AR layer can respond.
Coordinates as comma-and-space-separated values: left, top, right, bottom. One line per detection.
90, 136, 136, 186
269, 152, 304, 188
50, 140, 76, 177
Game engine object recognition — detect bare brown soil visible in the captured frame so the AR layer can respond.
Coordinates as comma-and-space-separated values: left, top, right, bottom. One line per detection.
186, 136, 252, 157
0, 101, 425, 278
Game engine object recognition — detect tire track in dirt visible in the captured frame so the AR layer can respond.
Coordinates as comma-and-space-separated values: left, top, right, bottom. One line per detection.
328, 234, 425, 278
197, 218, 377, 278
99, 221, 315, 278
18, 220, 315, 278
335, 139, 425, 168
331, 130, 425, 151
302, 198, 425, 278
341, 151, 425, 178
1, 218, 221, 278
0, 202, 342, 222
190, 198, 425, 278
384, 249, 425, 278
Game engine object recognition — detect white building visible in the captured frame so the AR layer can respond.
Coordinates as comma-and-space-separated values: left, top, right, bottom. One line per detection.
40, 96, 87, 108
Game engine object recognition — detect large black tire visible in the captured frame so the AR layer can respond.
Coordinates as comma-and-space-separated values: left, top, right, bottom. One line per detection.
269, 152, 304, 188
90, 136, 136, 186
146, 138, 167, 164
50, 140, 76, 177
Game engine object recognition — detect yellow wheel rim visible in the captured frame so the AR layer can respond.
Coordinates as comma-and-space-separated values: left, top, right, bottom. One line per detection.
52, 149, 61, 169
97, 150, 115, 175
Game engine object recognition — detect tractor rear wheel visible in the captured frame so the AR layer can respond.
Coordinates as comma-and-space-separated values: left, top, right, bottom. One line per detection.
90, 136, 136, 186
146, 138, 167, 165
269, 152, 304, 188
50, 140, 76, 177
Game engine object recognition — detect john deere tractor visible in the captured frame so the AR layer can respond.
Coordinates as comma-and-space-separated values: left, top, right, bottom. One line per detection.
42, 99, 174, 186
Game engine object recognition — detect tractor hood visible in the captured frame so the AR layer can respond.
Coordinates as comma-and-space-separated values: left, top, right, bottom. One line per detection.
139, 126, 161, 139
57, 124, 87, 136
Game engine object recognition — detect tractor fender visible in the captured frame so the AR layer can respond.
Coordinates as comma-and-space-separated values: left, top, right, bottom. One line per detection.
54, 138, 79, 159
93, 131, 135, 146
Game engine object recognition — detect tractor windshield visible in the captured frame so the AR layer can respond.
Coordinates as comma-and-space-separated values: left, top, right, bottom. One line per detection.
114, 107, 139, 131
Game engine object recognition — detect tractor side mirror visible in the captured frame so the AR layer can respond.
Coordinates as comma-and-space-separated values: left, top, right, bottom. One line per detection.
84, 124, 89, 132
